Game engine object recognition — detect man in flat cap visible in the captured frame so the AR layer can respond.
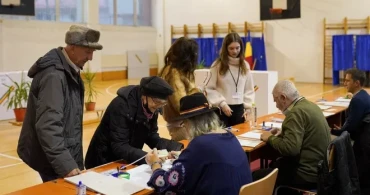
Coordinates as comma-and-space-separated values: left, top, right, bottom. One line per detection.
84, 76, 184, 169
17, 25, 102, 182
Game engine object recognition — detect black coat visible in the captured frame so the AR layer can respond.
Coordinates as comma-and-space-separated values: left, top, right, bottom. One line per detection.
318, 131, 361, 195
353, 114, 370, 194
17, 47, 84, 177
85, 85, 183, 169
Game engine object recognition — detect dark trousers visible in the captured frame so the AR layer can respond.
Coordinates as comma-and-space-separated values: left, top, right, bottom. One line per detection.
216, 104, 244, 127
39, 172, 58, 183
252, 160, 317, 195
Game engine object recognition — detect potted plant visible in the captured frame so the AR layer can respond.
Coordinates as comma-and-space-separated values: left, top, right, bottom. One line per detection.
82, 65, 99, 111
1, 72, 31, 122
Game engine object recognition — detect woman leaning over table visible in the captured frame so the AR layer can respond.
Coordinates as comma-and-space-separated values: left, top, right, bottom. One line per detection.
206, 32, 255, 127
158, 37, 201, 141
145, 93, 253, 195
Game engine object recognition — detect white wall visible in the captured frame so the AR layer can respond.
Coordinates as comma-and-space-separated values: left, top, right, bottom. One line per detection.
0, 0, 159, 73
163, 0, 370, 83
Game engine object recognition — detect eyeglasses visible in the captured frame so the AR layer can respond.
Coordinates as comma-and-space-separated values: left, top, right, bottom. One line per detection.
151, 97, 167, 107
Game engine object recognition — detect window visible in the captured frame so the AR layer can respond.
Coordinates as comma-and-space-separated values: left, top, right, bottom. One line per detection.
35, 0, 56, 21
99, 0, 152, 26
116, 0, 134, 26
137, 0, 151, 26
99, 0, 114, 25
60, 0, 84, 23
0, 0, 83, 23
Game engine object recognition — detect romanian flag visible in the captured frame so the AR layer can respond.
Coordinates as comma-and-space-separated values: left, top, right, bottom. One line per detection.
245, 31, 254, 70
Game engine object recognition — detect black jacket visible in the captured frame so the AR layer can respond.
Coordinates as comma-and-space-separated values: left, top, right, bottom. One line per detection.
318, 131, 361, 195
17, 47, 84, 177
353, 114, 370, 194
84, 85, 183, 169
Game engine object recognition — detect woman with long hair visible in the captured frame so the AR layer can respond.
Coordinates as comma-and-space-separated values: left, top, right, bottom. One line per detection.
206, 32, 255, 127
158, 37, 201, 141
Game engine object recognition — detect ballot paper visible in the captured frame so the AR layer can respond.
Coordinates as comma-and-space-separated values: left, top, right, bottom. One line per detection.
65, 171, 144, 195
238, 132, 262, 140
318, 105, 332, 110
237, 139, 263, 147
319, 101, 350, 107
335, 97, 351, 102
100, 159, 174, 190
322, 112, 335, 117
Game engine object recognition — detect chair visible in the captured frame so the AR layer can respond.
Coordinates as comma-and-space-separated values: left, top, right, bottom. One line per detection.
239, 168, 278, 195
273, 143, 336, 195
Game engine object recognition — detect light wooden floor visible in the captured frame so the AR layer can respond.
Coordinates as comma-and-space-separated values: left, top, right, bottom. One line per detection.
0, 79, 356, 194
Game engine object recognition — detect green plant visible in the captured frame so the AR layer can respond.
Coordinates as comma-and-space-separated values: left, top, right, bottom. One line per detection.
82, 65, 99, 103
2, 72, 31, 110
197, 59, 206, 69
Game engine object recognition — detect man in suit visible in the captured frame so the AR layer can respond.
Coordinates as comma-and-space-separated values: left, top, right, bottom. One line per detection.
331, 68, 370, 194
331, 68, 370, 135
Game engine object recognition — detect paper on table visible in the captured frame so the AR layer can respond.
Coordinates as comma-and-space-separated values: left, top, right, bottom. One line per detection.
322, 112, 335, 117
318, 105, 332, 110
321, 101, 349, 107
101, 159, 174, 190
335, 97, 351, 102
238, 132, 262, 140
259, 122, 282, 129
65, 171, 144, 195
237, 139, 263, 147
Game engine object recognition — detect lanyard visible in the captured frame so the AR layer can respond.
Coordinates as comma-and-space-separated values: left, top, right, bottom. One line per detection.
228, 66, 241, 92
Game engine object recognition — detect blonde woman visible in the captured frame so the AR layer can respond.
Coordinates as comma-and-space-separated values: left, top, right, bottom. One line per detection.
206, 32, 255, 127
158, 37, 201, 141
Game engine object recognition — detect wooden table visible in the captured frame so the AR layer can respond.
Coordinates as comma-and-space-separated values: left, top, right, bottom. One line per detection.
8, 102, 347, 195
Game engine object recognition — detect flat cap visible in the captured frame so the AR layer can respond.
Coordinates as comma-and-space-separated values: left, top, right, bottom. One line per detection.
65, 25, 103, 50
140, 76, 174, 100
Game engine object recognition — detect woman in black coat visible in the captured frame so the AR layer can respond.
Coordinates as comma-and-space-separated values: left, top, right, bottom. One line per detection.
85, 76, 184, 169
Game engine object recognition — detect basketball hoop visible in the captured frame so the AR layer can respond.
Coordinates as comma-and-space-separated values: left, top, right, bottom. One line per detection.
269, 8, 283, 18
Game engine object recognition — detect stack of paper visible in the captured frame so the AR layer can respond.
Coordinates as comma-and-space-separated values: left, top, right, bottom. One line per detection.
237, 132, 263, 147
100, 159, 174, 190
65, 171, 145, 195
335, 97, 351, 102
320, 101, 350, 107
323, 112, 335, 117
318, 105, 332, 110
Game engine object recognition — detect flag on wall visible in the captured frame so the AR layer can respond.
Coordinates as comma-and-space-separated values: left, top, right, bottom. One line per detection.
245, 31, 254, 70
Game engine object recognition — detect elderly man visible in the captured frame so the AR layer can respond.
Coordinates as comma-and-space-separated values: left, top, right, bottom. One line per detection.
254, 80, 331, 194
17, 25, 102, 182
84, 76, 184, 169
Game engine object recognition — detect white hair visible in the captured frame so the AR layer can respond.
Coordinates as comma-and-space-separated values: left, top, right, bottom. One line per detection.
273, 80, 300, 100
186, 111, 222, 139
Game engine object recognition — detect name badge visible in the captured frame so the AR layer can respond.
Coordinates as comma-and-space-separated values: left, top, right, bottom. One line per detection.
232, 92, 242, 99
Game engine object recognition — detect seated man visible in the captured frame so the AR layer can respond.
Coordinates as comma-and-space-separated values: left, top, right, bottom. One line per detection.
85, 76, 184, 169
331, 68, 370, 194
255, 80, 331, 194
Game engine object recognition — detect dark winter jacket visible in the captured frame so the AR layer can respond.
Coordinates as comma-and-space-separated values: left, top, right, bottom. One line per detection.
84, 85, 183, 169
318, 131, 361, 195
17, 47, 85, 177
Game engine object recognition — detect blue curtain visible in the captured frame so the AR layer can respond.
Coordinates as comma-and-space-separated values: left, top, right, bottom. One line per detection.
332, 35, 354, 85
355, 35, 370, 71
171, 34, 267, 69
251, 36, 267, 70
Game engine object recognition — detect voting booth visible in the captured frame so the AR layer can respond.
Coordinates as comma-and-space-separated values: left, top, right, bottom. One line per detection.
194, 69, 278, 117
